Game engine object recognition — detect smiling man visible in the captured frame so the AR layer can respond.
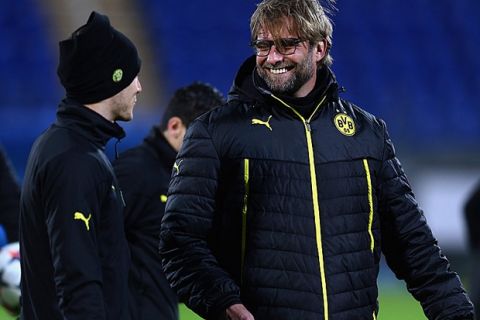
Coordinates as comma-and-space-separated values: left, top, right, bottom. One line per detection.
159, 1, 474, 319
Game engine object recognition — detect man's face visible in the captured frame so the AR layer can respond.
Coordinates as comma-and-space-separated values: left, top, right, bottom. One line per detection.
110, 76, 142, 121
255, 21, 324, 97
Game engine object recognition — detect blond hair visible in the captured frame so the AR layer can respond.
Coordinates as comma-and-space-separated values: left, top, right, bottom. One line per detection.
250, 0, 335, 67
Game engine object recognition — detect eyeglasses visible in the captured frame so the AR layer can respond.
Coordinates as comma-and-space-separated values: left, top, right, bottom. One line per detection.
250, 38, 305, 57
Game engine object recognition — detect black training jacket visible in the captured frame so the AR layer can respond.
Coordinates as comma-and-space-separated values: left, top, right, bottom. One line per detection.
160, 56, 474, 320
113, 127, 179, 320
0, 144, 20, 242
465, 181, 480, 250
19, 99, 130, 320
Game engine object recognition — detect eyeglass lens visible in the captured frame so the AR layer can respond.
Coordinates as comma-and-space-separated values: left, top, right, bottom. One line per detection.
252, 38, 302, 56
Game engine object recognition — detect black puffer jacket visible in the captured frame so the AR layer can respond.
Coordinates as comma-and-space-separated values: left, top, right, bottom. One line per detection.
160, 57, 474, 320
20, 99, 131, 320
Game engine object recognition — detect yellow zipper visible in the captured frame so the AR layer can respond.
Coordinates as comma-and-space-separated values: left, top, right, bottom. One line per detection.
271, 94, 329, 320
241, 158, 249, 284
363, 159, 374, 252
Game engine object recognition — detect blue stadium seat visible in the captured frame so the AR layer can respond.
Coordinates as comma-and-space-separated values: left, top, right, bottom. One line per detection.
0, 0, 59, 108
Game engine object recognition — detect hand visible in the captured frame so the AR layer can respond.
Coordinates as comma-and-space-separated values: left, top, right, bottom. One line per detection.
225, 303, 255, 320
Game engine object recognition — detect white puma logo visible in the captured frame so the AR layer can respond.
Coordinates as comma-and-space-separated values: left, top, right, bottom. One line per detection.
173, 159, 183, 175
252, 115, 272, 131
74, 212, 92, 231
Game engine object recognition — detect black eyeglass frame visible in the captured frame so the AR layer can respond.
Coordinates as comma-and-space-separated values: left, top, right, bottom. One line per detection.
249, 38, 305, 57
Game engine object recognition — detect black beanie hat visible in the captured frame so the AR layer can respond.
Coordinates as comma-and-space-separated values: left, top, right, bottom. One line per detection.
57, 11, 141, 104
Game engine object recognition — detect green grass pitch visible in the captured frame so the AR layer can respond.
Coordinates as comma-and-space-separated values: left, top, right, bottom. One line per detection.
177, 286, 427, 320
0, 287, 426, 319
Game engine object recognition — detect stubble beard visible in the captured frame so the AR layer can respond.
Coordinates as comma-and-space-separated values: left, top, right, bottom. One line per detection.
257, 51, 315, 95
111, 94, 134, 122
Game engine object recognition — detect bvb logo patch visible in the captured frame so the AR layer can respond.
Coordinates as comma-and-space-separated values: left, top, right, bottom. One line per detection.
112, 69, 123, 82
334, 113, 356, 136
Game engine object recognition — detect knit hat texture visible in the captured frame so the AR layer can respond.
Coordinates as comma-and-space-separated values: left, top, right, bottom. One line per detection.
57, 11, 141, 104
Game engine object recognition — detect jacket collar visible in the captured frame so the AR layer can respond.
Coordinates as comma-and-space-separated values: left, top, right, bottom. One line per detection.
55, 98, 126, 148
143, 126, 177, 167
228, 55, 340, 107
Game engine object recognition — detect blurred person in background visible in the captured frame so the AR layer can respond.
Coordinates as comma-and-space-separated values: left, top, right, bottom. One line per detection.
19, 11, 141, 320
0, 144, 21, 316
159, 0, 475, 319
0, 144, 20, 245
465, 181, 480, 315
113, 82, 225, 320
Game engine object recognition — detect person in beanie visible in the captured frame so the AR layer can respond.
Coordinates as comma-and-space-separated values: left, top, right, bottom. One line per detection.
113, 82, 225, 320
19, 11, 141, 320
159, 0, 474, 319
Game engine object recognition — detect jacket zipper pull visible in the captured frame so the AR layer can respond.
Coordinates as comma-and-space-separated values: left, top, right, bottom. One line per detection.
305, 121, 311, 132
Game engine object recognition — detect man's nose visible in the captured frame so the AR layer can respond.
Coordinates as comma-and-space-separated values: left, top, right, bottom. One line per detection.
136, 78, 142, 92
266, 46, 284, 64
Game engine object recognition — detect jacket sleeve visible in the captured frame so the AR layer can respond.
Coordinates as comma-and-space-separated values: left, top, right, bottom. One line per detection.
44, 154, 106, 319
0, 145, 20, 242
377, 121, 474, 320
160, 120, 242, 319
464, 182, 480, 250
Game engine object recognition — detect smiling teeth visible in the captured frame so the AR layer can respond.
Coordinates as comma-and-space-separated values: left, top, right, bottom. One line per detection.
270, 68, 288, 74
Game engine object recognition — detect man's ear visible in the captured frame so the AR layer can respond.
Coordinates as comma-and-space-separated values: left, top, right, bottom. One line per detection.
164, 116, 187, 152
314, 39, 327, 63
167, 116, 184, 138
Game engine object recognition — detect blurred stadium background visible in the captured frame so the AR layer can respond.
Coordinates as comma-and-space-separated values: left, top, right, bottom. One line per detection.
0, 0, 478, 319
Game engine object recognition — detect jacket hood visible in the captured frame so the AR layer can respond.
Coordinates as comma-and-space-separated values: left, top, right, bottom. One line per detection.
227, 55, 264, 104
143, 126, 177, 168
227, 55, 341, 106
56, 98, 126, 148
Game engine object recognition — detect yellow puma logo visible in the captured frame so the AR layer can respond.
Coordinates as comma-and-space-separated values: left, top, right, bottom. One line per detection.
160, 194, 168, 203
252, 115, 272, 131
173, 159, 183, 175
74, 212, 92, 231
